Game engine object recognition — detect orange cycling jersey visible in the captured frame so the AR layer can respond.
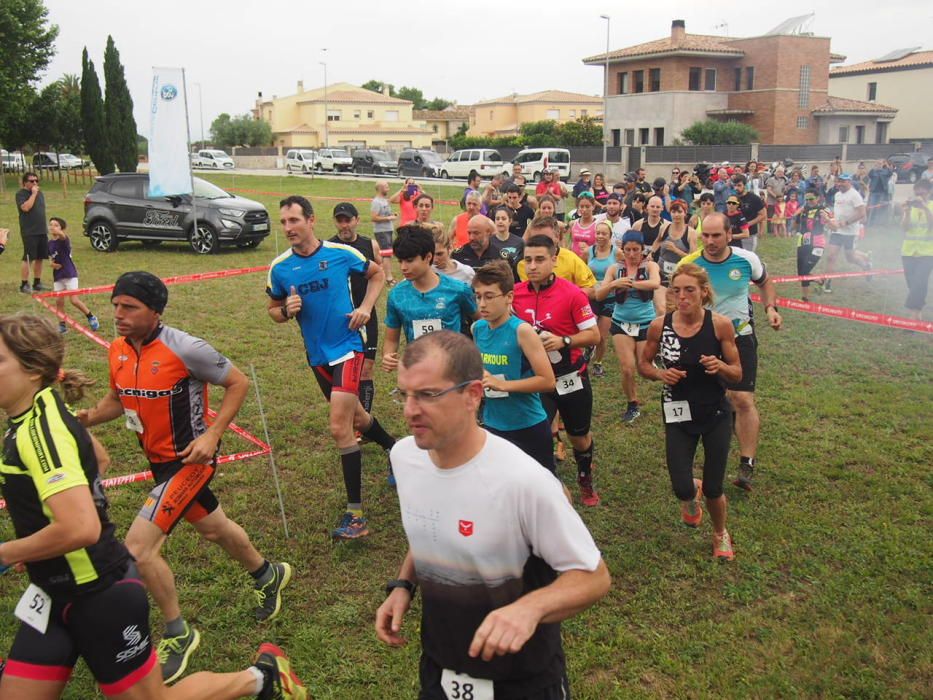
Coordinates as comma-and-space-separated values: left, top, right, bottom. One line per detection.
109, 324, 232, 464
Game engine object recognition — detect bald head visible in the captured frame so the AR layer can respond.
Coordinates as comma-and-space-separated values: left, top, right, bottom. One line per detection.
375, 180, 389, 196
467, 214, 494, 253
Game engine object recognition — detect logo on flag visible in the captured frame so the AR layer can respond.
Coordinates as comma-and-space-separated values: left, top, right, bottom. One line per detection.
160, 84, 178, 101
458, 520, 474, 537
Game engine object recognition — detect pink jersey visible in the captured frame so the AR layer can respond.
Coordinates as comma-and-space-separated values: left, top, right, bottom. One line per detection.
570, 219, 597, 258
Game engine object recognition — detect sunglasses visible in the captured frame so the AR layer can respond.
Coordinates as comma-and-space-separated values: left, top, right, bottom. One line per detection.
727, 201, 740, 206
26, 179, 38, 183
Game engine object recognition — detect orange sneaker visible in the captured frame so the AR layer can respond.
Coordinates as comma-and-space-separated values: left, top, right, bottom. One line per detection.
681, 478, 703, 528
713, 530, 735, 562
578, 474, 600, 506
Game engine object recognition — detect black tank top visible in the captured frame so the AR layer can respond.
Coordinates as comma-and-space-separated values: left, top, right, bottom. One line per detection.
640, 218, 667, 249
659, 310, 730, 430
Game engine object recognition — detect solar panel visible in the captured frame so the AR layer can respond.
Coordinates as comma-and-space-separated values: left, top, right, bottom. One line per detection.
764, 13, 815, 36
874, 47, 921, 62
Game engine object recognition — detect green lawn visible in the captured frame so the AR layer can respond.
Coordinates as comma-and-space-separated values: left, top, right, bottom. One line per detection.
0, 173, 930, 699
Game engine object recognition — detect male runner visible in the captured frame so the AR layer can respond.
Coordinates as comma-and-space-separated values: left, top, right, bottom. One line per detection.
267, 196, 397, 539
516, 217, 597, 292
823, 174, 872, 292
513, 235, 602, 505
371, 180, 397, 284
680, 213, 782, 490
79, 271, 292, 683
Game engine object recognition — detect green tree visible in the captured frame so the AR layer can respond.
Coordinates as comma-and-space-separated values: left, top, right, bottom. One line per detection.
81, 48, 113, 173
0, 0, 58, 146
103, 36, 138, 172
361, 80, 396, 97
557, 116, 603, 146
424, 97, 453, 111
54, 74, 84, 153
396, 86, 425, 109
210, 113, 272, 150
681, 119, 759, 145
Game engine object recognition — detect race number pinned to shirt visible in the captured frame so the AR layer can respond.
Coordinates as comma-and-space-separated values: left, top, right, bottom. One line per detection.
555, 371, 583, 395
483, 375, 509, 399
618, 321, 640, 337
663, 400, 692, 424
662, 260, 677, 276
413, 318, 442, 339
811, 247, 824, 257
441, 669, 494, 700
15, 584, 51, 633
124, 408, 144, 434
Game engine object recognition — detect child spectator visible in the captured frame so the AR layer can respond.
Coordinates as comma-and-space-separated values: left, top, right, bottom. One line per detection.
784, 191, 800, 234
48, 217, 99, 333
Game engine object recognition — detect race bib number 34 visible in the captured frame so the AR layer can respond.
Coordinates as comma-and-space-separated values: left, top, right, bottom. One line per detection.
413, 318, 442, 340
441, 669, 494, 700
556, 371, 583, 395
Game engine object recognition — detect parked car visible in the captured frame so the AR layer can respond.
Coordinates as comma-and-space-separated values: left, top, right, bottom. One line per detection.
285, 149, 318, 173
58, 153, 86, 169
1, 149, 26, 171
192, 149, 235, 169
32, 152, 62, 170
440, 148, 509, 180
83, 173, 270, 254
315, 148, 353, 172
511, 148, 571, 182
888, 152, 930, 183
351, 149, 398, 175
398, 149, 445, 178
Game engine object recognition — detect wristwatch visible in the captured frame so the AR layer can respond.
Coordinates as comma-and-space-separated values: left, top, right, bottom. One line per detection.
385, 579, 418, 598
562, 336, 572, 347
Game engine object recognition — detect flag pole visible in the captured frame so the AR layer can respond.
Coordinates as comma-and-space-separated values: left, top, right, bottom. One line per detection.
182, 68, 198, 249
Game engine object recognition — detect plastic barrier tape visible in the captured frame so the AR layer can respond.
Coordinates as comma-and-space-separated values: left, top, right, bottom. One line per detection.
749, 293, 933, 334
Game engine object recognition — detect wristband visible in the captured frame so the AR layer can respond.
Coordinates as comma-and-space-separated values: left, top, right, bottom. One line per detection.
765, 304, 776, 312
385, 579, 417, 598
281, 304, 290, 320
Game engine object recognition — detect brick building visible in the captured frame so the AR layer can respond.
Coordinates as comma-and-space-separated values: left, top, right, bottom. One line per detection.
583, 19, 895, 146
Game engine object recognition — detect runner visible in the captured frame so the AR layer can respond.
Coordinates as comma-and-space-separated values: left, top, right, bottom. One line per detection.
490, 206, 525, 272
595, 193, 631, 252
266, 196, 397, 539
586, 221, 617, 378
371, 180, 397, 286
471, 261, 556, 471
724, 196, 751, 247
823, 174, 872, 293
513, 234, 602, 505
449, 191, 483, 249
569, 192, 598, 259
595, 231, 661, 424
502, 183, 535, 238
654, 200, 698, 284
632, 196, 670, 256
689, 192, 715, 236
430, 226, 475, 284
77, 273, 293, 683
900, 178, 933, 320
793, 189, 830, 301
639, 264, 743, 562
680, 213, 783, 491
0, 313, 308, 700
733, 174, 766, 252
376, 331, 610, 698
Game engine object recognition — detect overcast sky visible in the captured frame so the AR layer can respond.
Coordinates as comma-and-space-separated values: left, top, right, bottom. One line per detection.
42, 0, 928, 142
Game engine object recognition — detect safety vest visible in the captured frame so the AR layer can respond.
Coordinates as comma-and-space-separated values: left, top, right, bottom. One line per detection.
903, 200, 933, 257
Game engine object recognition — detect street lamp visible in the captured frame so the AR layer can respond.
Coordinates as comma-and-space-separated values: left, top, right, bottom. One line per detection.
320, 48, 329, 148
600, 14, 610, 176
193, 82, 205, 148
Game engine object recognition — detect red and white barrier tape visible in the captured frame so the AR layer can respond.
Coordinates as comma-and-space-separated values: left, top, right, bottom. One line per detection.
224, 187, 461, 207
769, 268, 902, 284
750, 293, 932, 333
33, 266, 270, 299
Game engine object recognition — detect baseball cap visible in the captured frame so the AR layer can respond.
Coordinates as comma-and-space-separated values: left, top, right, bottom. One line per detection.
606, 193, 622, 202
333, 202, 359, 218
579, 168, 592, 176
837, 173, 852, 181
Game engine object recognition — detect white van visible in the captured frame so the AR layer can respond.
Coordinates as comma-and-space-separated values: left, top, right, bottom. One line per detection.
285, 149, 318, 173
193, 149, 235, 169
512, 148, 571, 182
440, 149, 510, 180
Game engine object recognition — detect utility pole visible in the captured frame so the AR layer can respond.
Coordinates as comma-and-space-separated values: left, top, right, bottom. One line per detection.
320, 48, 329, 148
600, 15, 610, 175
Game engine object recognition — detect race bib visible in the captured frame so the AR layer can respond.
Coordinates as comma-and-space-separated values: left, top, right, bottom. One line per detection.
811, 247, 824, 257
663, 400, 692, 424
662, 260, 677, 276
441, 669, 494, 700
483, 374, 508, 399
555, 371, 583, 395
413, 318, 442, 340
15, 584, 51, 634
618, 321, 640, 337
124, 409, 144, 434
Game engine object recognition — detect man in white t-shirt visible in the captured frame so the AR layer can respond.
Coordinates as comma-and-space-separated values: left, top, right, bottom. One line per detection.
375, 330, 610, 699
824, 174, 872, 293
596, 192, 631, 251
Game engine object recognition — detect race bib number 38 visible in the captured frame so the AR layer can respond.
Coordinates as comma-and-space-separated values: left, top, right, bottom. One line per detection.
441, 669, 494, 700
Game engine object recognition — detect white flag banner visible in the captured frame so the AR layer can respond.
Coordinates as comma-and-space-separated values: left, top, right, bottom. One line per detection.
148, 67, 192, 197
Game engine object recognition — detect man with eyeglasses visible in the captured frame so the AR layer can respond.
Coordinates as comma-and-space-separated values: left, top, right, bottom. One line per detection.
16, 172, 49, 293
376, 330, 610, 700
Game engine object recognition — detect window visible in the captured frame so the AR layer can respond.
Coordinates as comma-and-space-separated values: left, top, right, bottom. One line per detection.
546, 109, 560, 119
624, 128, 635, 145
489, 110, 493, 120
734, 67, 742, 91
111, 179, 139, 198
799, 66, 811, 108
327, 109, 341, 122
838, 126, 849, 143
367, 110, 374, 119
611, 129, 621, 147
633, 70, 645, 93
796, 116, 809, 129
649, 68, 661, 92
618, 72, 629, 94
385, 110, 399, 121
639, 127, 649, 145
875, 122, 888, 144
689, 67, 702, 91
855, 125, 865, 144
432, 124, 439, 133
705, 69, 717, 91
654, 127, 665, 146
569, 109, 576, 118
581, 109, 588, 117
867, 82, 877, 101
745, 67, 755, 90
353, 110, 361, 119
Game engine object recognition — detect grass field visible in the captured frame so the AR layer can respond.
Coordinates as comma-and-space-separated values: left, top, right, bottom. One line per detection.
0, 172, 930, 699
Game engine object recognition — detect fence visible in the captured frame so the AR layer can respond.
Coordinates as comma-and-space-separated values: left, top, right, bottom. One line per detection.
233, 146, 280, 156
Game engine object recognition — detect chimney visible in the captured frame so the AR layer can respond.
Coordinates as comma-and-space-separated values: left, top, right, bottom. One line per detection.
257, 91, 263, 99
671, 19, 685, 46
297, 80, 304, 93
383, 85, 390, 97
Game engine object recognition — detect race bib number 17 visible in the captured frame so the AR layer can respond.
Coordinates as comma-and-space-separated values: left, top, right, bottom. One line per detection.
441, 670, 494, 700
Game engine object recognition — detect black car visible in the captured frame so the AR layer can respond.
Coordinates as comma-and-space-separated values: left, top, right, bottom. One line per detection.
351, 149, 398, 175
888, 152, 930, 183
83, 173, 270, 254
397, 149, 444, 178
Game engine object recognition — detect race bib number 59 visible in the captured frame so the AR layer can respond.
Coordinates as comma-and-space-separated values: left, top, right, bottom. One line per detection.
413, 318, 442, 339
441, 670, 494, 700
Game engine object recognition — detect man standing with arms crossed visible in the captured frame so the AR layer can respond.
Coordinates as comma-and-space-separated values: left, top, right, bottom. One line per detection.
268, 196, 397, 539
680, 213, 782, 491
15, 171, 49, 293
376, 331, 610, 699
79, 271, 292, 683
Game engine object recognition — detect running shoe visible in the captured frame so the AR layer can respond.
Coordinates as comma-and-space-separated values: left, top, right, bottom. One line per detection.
578, 475, 601, 507
332, 512, 369, 540
58, 322, 67, 334
822, 279, 832, 294
87, 315, 100, 331
713, 530, 735, 562
254, 562, 293, 622
387, 465, 397, 487
733, 462, 754, 491
255, 642, 307, 700
18, 282, 31, 294
158, 623, 200, 684
554, 440, 567, 463
682, 478, 703, 528
592, 362, 605, 378
32, 282, 47, 292
622, 402, 641, 424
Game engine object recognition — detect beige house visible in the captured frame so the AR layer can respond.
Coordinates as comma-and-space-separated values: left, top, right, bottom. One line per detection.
468, 90, 603, 137
253, 82, 434, 150
413, 107, 470, 147
829, 49, 933, 141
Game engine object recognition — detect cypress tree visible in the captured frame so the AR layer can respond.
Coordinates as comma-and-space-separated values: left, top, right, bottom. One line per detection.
103, 35, 138, 173
81, 48, 113, 174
